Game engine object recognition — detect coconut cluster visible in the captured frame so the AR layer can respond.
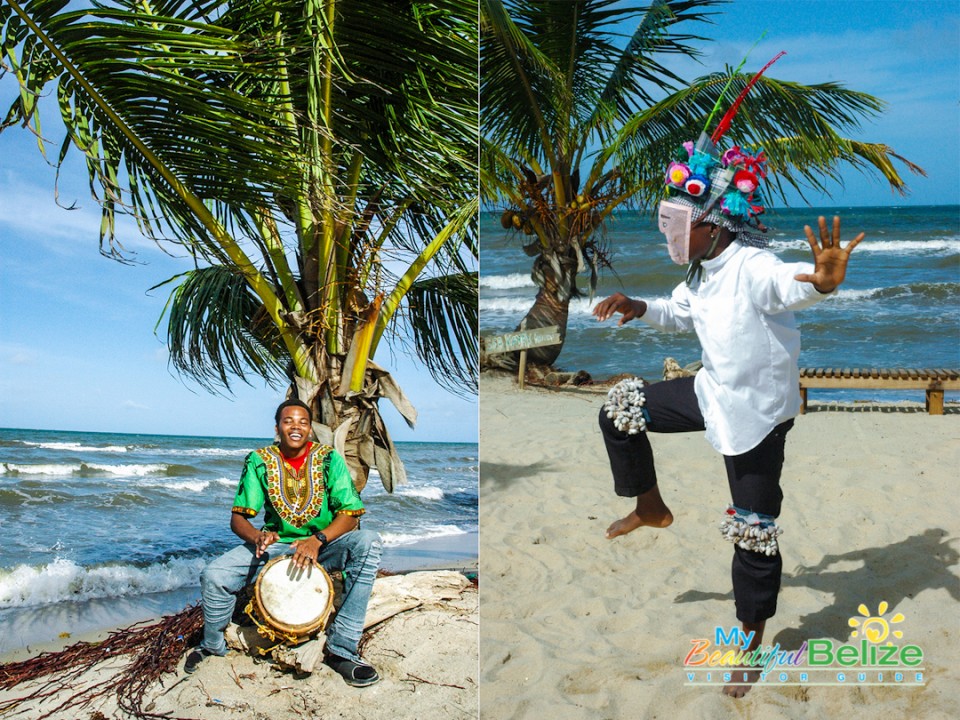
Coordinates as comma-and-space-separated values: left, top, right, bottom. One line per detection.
499, 193, 602, 237
719, 510, 782, 556
603, 377, 647, 434
499, 209, 535, 235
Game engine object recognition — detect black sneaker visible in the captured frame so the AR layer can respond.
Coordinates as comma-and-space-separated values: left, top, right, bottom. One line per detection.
184, 648, 221, 674
326, 654, 380, 687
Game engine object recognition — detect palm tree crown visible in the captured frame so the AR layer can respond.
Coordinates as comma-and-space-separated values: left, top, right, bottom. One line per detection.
2, 0, 479, 491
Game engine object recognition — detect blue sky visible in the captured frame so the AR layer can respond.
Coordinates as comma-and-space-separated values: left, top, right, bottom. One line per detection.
1, 0, 957, 440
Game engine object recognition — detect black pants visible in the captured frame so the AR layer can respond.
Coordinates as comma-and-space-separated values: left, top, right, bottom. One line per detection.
598, 376, 793, 623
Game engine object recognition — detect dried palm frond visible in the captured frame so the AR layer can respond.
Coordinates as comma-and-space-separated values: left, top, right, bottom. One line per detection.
0, 605, 203, 720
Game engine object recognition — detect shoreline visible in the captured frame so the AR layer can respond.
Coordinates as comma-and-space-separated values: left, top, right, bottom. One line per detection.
0, 530, 477, 660
382, 529, 479, 573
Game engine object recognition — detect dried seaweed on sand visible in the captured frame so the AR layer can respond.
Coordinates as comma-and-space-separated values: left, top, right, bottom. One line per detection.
0, 605, 203, 720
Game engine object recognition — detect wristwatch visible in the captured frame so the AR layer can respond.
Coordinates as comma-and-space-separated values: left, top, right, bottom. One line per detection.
313, 531, 329, 546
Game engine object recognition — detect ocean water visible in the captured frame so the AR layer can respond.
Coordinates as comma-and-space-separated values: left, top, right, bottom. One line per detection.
0, 429, 477, 646
481, 205, 960, 400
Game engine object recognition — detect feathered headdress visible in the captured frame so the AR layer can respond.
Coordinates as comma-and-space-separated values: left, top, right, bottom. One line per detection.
664, 51, 785, 248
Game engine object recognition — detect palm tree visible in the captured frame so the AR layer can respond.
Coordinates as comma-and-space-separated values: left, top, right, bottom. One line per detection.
481, 0, 923, 368
1, 0, 478, 492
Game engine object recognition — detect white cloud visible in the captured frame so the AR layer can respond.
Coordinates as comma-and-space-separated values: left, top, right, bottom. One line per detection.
0, 180, 165, 256
0, 343, 37, 366
0, 183, 99, 248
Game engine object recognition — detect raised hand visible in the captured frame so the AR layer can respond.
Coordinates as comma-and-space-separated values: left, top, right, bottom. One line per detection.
793, 216, 865, 293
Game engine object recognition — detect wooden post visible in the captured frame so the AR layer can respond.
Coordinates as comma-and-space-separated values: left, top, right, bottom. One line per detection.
799, 386, 807, 414
516, 319, 527, 389
927, 388, 944, 415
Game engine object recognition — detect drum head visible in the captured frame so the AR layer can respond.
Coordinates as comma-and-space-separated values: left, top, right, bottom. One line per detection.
253, 555, 335, 636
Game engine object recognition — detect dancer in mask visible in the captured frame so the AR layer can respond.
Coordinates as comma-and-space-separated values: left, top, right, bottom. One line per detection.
593, 55, 865, 698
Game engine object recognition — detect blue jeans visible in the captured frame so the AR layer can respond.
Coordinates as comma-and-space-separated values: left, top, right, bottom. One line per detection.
199, 529, 382, 662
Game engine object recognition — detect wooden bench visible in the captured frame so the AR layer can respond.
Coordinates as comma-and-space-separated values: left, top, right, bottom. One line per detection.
798, 368, 960, 415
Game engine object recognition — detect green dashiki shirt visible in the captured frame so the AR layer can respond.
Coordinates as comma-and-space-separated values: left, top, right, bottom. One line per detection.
231, 443, 364, 543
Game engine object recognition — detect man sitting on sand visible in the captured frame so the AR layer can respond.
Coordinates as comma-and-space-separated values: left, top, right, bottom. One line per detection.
593, 119, 863, 696
184, 399, 382, 688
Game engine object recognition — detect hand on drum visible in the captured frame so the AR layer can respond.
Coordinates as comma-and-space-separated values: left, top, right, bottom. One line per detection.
255, 530, 279, 557
290, 536, 321, 569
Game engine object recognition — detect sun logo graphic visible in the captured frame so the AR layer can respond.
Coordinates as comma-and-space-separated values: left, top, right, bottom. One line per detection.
848, 601, 906, 644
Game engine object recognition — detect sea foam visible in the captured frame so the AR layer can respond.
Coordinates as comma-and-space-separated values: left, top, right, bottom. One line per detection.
0, 557, 208, 609
20, 441, 129, 453
1, 463, 80, 476
1, 462, 176, 477
481, 296, 597, 316
398, 486, 445, 501
768, 238, 960, 255
380, 524, 466, 546
480, 273, 535, 289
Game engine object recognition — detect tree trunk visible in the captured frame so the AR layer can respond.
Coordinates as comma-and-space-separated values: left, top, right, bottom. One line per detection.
287, 354, 415, 495
482, 246, 579, 370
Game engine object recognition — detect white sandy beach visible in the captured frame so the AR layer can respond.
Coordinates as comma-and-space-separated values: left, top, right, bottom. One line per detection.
479, 372, 960, 719
0, 571, 478, 720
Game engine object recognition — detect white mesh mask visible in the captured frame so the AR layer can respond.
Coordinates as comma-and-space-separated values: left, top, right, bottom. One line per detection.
658, 200, 693, 265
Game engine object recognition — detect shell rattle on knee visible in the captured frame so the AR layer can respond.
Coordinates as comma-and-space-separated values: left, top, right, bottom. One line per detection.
719, 505, 782, 556
603, 377, 648, 434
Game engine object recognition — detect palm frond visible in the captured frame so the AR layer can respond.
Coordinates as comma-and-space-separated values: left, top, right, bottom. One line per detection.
480, 137, 528, 204
759, 136, 927, 202
481, 0, 568, 164
152, 265, 289, 394
607, 71, 922, 208
2, 0, 295, 257
3, 0, 479, 401
404, 271, 479, 398
583, 0, 722, 142
481, 0, 721, 167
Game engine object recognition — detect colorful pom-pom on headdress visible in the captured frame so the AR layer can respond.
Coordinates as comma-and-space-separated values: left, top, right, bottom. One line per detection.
684, 174, 710, 197
662, 51, 785, 248
666, 162, 690, 186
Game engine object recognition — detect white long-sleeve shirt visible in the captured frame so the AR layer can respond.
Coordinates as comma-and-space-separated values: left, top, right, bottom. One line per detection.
641, 241, 830, 455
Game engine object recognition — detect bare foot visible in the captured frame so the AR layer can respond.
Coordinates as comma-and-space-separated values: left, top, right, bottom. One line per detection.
722, 620, 765, 698
605, 508, 673, 538
722, 668, 761, 698
606, 485, 673, 538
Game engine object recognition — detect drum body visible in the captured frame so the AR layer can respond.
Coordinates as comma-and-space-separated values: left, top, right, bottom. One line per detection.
249, 556, 335, 644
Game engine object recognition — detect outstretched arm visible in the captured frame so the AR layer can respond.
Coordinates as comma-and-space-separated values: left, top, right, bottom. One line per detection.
593, 292, 647, 326
794, 216, 865, 293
